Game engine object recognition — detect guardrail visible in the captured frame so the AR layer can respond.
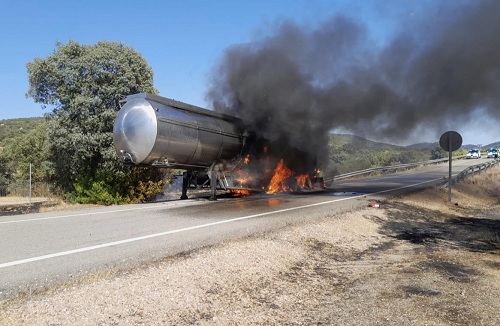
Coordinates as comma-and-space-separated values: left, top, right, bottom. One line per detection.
324, 156, 465, 182
442, 159, 500, 188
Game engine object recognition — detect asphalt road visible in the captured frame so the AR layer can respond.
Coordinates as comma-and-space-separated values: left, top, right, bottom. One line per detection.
0, 158, 490, 299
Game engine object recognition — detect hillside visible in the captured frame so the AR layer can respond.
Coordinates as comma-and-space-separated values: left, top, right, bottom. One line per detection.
332, 134, 500, 151
405, 142, 438, 150
329, 133, 403, 151
484, 142, 500, 149
0, 117, 45, 147
327, 133, 436, 176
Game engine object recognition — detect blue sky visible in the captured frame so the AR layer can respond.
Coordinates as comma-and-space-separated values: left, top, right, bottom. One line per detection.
1, 0, 365, 118
0, 0, 497, 146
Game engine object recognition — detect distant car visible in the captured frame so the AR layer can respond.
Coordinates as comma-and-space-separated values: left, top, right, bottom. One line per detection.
466, 149, 481, 159
487, 148, 499, 158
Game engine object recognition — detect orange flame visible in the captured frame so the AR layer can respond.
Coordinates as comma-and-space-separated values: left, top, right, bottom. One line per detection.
295, 174, 309, 188
266, 159, 295, 194
230, 189, 253, 196
235, 169, 253, 186
244, 154, 250, 164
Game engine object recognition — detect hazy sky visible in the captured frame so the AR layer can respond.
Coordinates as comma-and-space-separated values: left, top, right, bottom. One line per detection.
0, 0, 498, 146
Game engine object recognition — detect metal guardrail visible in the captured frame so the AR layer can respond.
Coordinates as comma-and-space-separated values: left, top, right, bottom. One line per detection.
324, 156, 465, 182
442, 159, 500, 188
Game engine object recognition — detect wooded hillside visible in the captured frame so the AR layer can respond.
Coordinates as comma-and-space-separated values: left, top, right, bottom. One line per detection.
0, 117, 45, 147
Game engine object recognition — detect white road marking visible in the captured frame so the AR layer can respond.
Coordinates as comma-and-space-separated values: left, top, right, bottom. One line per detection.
0, 177, 443, 269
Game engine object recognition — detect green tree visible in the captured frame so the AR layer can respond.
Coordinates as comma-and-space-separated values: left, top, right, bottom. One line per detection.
0, 151, 8, 185
26, 40, 163, 203
0, 122, 53, 196
431, 146, 447, 159
2, 122, 52, 182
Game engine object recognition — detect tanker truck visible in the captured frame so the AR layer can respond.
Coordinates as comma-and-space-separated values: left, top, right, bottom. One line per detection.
113, 93, 250, 200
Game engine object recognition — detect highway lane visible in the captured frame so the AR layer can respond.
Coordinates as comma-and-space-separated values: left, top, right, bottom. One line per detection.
329, 158, 483, 194
0, 158, 491, 299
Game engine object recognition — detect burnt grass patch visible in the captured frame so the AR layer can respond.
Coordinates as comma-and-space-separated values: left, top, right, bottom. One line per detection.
285, 238, 397, 285
376, 202, 500, 253
419, 260, 478, 282
0, 200, 61, 216
401, 285, 441, 297
0, 202, 45, 216
284, 240, 347, 282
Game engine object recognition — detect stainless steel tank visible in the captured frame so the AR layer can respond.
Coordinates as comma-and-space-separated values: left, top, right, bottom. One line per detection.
113, 93, 244, 170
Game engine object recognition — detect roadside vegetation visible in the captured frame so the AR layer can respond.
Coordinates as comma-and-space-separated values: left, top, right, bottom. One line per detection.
0, 40, 166, 204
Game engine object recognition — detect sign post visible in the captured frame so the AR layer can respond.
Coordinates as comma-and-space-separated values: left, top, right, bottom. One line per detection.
29, 162, 32, 206
439, 131, 463, 202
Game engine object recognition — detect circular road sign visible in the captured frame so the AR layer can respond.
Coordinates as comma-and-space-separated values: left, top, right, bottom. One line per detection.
439, 131, 462, 152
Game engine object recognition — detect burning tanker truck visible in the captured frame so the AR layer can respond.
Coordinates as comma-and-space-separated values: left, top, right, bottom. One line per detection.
113, 93, 324, 200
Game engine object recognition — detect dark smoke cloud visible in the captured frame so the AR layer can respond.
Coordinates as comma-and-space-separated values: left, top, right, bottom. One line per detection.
207, 0, 500, 172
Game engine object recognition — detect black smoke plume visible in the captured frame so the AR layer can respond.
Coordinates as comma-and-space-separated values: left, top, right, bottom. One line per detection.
207, 1, 500, 175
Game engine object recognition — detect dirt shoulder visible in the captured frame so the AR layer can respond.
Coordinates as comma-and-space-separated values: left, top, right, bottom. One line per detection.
1, 169, 500, 325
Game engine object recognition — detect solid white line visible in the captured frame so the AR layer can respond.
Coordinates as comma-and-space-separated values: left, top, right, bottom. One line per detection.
0, 177, 443, 269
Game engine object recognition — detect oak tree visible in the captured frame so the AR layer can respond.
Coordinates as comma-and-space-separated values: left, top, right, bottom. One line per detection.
26, 40, 163, 203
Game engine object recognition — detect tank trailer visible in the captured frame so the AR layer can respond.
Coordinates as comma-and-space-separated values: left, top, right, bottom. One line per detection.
113, 93, 249, 200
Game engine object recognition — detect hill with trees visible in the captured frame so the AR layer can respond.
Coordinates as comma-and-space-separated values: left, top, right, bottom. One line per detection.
0, 117, 45, 147
325, 133, 447, 176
